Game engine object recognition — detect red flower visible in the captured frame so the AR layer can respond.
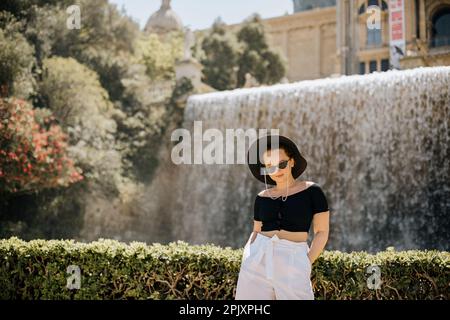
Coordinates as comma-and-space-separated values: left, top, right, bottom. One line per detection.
1, 98, 82, 193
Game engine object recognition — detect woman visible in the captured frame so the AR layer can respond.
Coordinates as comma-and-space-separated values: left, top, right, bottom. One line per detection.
235, 134, 330, 300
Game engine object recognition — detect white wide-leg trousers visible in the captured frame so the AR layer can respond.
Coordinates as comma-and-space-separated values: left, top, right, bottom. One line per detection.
235, 232, 314, 300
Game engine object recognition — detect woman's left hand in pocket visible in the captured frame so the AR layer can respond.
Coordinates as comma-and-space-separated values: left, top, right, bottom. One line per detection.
307, 253, 314, 265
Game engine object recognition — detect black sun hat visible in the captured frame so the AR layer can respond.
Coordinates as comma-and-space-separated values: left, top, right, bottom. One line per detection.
246, 134, 307, 185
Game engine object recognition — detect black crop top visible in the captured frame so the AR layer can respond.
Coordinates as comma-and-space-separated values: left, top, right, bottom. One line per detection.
253, 183, 329, 232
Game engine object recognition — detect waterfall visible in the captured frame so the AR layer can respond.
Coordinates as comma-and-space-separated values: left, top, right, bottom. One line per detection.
164, 66, 450, 252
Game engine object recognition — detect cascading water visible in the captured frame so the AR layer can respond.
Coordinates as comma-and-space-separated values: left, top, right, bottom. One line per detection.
165, 66, 450, 252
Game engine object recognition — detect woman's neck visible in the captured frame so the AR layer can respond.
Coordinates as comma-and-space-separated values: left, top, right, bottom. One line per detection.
273, 175, 297, 191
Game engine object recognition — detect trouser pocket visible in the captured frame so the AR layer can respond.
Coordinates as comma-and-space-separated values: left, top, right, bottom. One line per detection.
288, 247, 313, 296
241, 233, 260, 267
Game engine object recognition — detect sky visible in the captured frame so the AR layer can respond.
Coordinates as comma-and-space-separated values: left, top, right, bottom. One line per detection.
109, 0, 293, 31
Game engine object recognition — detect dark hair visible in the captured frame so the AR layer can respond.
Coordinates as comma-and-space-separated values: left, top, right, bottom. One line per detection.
263, 141, 296, 165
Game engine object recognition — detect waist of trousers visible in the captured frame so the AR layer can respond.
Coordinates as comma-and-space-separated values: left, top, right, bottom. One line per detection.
249, 232, 309, 281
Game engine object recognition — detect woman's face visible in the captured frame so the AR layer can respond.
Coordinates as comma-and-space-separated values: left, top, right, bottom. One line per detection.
262, 148, 294, 182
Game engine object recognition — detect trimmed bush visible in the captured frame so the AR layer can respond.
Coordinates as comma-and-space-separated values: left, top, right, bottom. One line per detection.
0, 237, 448, 300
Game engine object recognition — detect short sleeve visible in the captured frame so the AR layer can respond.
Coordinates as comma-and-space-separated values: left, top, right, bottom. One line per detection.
310, 184, 329, 214
253, 196, 262, 221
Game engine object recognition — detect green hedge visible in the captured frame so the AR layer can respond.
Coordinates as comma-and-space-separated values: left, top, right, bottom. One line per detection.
1, 237, 449, 299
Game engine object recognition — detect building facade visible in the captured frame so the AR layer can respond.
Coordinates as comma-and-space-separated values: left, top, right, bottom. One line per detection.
293, 0, 337, 12
148, 0, 450, 82
237, 0, 450, 81
262, 6, 338, 81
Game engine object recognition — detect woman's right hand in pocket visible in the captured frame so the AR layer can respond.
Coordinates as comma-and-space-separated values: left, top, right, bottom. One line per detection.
249, 231, 258, 245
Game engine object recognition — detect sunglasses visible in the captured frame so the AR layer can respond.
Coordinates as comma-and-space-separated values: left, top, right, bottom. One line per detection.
262, 159, 290, 175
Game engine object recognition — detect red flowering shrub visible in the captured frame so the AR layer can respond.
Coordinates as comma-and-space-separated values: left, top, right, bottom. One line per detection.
0, 98, 83, 194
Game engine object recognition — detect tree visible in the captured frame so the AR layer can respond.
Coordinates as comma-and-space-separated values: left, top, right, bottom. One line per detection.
236, 14, 286, 87
136, 32, 184, 82
197, 15, 286, 90
0, 98, 83, 195
11, 1, 173, 183
39, 57, 124, 194
116, 58, 182, 182
0, 0, 173, 239
200, 18, 240, 91
0, 17, 35, 98
0, 0, 72, 15
18, 0, 140, 103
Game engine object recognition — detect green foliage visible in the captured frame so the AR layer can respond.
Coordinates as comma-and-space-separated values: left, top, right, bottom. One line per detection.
0, 98, 83, 194
0, 183, 85, 240
1, 0, 172, 187
198, 14, 286, 90
170, 77, 194, 105
200, 18, 240, 90
80, 50, 130, 103
0, 0, 73, 20
40, 57, 114, 123
236, 14, 286, 87
0, 20, 35, 98
39, 57, 125, 194
0, 237, 448, 300
18, 0, 140, 102
19, 5, 66, 69
112, 62, 172, 182
136, 32, 184, 81
16, 0, 139, 60
51, 0, 140, 103
0, 0, 174, 240
166, 77, 194, 130
16, 1, 171, 182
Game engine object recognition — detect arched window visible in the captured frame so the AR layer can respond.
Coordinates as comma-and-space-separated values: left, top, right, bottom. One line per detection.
359, 0, 388, 47
367, 28, 382, 47
359, 3, 366, 15
359, 0, 388, 14
430, 7, 450, 47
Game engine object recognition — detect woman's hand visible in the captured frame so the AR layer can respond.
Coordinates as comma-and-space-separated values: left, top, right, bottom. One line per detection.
307, 211, 329, 266
249, 230, 259, 244
307, 252, 314, 265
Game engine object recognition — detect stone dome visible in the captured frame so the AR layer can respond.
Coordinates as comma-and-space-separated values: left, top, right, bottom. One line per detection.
144, 0, 183, 34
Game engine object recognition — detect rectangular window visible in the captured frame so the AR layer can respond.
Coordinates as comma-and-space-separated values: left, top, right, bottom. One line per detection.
369, 60, 377, 73
359, 62, 366, 75
367, 28, 382, 47
381, 59, 390, 71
